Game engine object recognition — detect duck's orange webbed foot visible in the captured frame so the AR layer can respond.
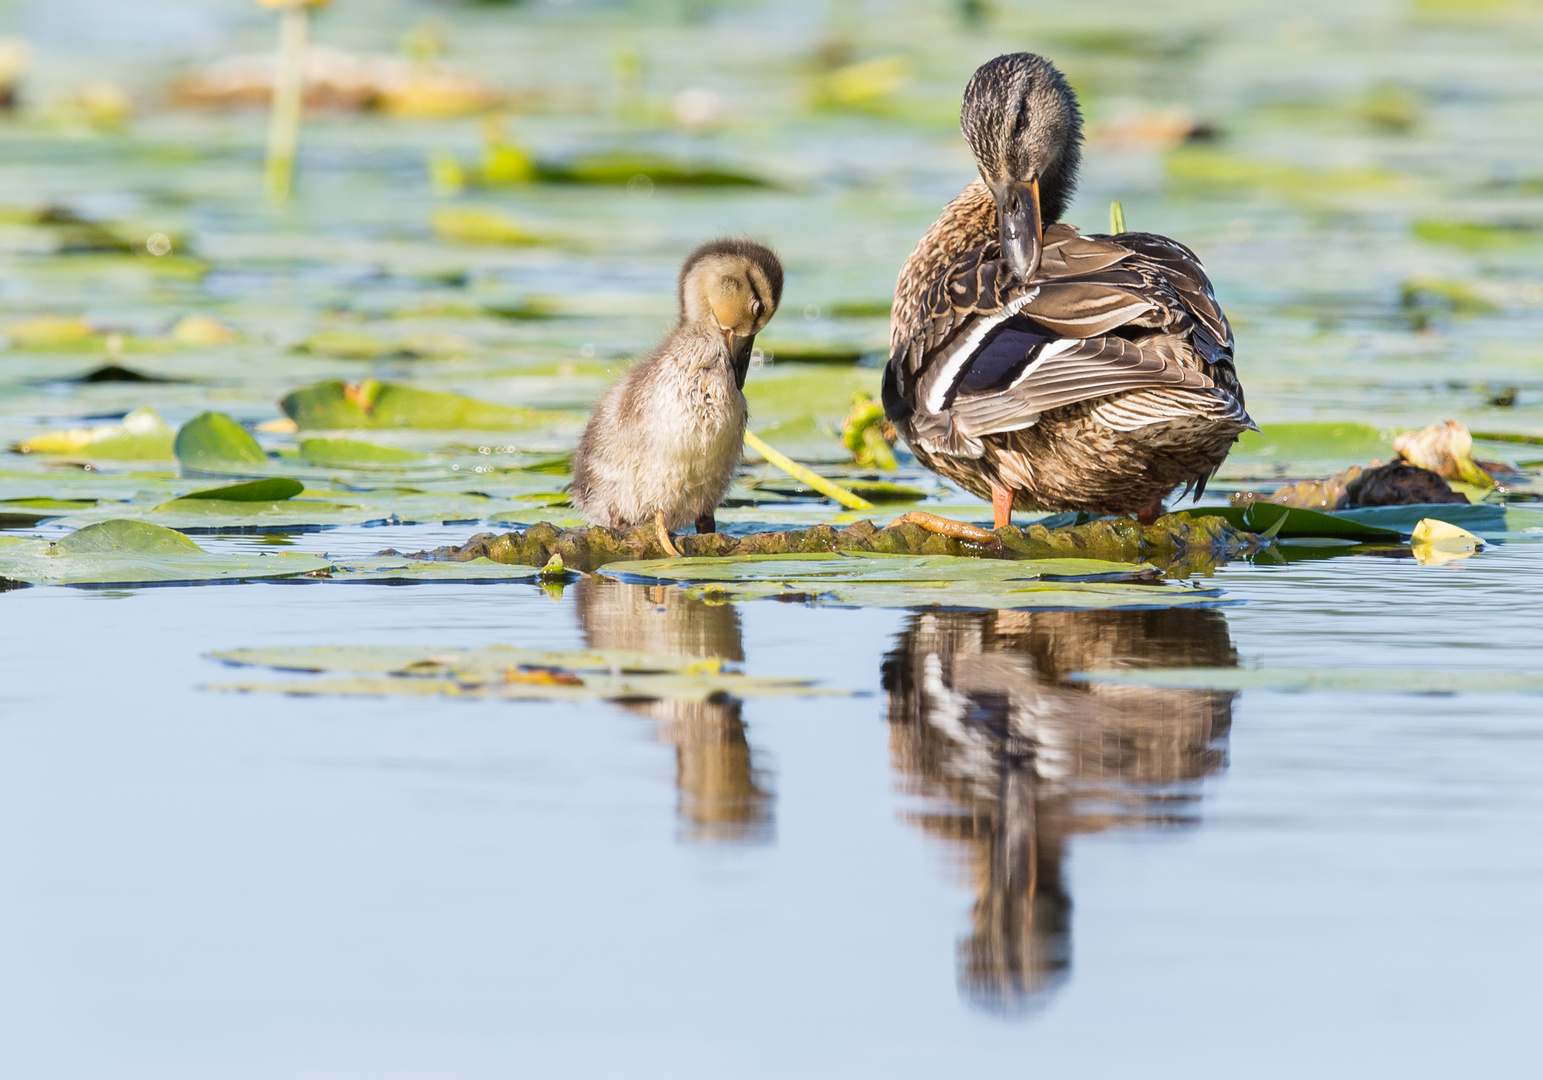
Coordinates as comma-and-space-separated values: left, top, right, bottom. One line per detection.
1135, 501, 1165, 527
886, 511, 1001, 547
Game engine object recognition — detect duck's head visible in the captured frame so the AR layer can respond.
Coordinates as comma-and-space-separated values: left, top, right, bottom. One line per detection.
679, 238, 784, 378
961, 52, 1083, 281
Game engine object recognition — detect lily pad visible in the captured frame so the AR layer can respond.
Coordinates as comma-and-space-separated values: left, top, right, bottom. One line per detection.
0, 520, 328, 586
13, 407, 176, 461
1223, 422, 1397, 478
1180, 503, 1404, 541
599, 552, 1219, 611
173, 478, 304, 502
207, 643, 834, 703
174, 412, 268, 474
280, 380, 545, 431
322, 557, 546, 583
299, 438, 426, 468
535, 154, 771, 188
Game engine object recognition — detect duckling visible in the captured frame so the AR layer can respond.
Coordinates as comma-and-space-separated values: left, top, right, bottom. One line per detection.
885, 53, 1252, 528
571, 238, 783, 555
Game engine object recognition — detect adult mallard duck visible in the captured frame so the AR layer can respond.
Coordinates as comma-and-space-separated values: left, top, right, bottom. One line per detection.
884, 53, 1251, 528
572, 238, 783, 555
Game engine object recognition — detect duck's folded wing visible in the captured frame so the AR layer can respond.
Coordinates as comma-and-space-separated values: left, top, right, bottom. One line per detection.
943, 332, 1215, 439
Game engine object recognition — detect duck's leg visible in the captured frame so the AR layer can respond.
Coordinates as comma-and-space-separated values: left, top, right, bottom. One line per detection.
1136, 500, 1165, 527
654, 509, 682, 557
990, 483, 1017, 530
886, 511, 1000, 546
694, 511, 716, 536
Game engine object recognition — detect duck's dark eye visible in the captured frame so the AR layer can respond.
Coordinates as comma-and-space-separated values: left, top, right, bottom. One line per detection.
751, 299, 763, 317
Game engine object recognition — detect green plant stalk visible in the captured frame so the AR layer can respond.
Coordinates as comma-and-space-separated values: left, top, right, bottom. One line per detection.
743, 430, 873, 510
1471, 431, 1543, 446
1109, 200, 1126, 234
263, 5, 309, 202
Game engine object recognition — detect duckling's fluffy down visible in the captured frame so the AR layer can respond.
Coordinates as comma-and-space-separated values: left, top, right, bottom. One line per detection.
571, 323, 746, 531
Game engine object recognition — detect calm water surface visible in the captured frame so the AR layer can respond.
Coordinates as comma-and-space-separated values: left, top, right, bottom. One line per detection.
2, 529, 1540, 1077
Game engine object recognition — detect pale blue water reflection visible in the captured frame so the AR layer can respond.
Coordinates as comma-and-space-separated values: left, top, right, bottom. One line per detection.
1, 532, 1540, 1077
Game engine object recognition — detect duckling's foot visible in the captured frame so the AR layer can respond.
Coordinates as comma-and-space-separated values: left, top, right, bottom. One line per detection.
694, 511, 716, 535
1136, 501, 1165, 527
654, 509, 682, 557
990, 483, 1017, 530
887, 511, 1000, 546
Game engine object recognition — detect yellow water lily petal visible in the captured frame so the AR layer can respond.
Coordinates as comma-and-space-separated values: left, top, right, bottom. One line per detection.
1411, 517, 1484, 565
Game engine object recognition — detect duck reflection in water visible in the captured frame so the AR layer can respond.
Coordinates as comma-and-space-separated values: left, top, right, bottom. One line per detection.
881, 606, 1238, 1012
575, 576, 773, 844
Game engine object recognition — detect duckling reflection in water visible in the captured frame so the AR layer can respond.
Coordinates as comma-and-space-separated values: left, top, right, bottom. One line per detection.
571, 238, 784, 556
881, 606, 1237, 1010
575, 575, 773, 843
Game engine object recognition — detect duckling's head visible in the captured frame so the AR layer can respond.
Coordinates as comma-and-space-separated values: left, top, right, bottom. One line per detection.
678, 238, 784, 384
960, 52, 1083, 281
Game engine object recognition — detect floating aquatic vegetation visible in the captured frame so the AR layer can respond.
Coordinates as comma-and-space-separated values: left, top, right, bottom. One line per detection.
599, 552, 1220, 611
0, 519, 328, 586
175, 411, 268, 474
298, 438, 425, 468
1233, 461, 1466, 512
808, 55, 913, 112
1393, 421, 1495, 487
280, 380, 549, 431
420, 512, 1256, 575
206, 644, 838, 703
169, 315, 237, 346
171, 43, 502, 116
429, 206, 542, 246
1165, 147, 1399, 199
169, 478, 303, 503
12, 407, 176, 460
1182, 503, 1405, 541
840, 392, 898, 470
1221, 422, 1397, 479
1412, 220, 1541, 250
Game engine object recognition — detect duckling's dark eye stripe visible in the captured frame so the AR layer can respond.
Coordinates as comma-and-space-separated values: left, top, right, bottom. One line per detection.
746, 274, 767, 321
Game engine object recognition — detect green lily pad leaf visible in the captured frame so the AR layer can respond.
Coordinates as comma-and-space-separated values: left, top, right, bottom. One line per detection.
173, 478, 304, 502
1223, 422, 1396, 478
174, 412, 268, 474
826, 479, 929, 503
535, 154, 771, 187
598, 552, 1214, 611
212, 644, 734, 675
207, 644, 838, 703
280, 380, 544, 431
1180, 504, 1404, 541
1070, 666, 1543, 695
324, 557, 545, 583
0, 497, 98, 527
0, 519, 328, 586
1412, 220, 1541, 251
297, 329, 406, 360
299, 438, 426, 467
48, 491, 511, 532
13, 406, 176, 460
